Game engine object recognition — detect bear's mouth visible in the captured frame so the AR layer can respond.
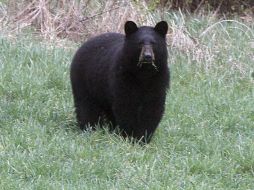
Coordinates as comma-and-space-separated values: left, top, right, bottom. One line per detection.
137, 60, 158, 71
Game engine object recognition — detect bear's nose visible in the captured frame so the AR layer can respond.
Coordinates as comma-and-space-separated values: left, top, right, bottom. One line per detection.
143, 52, 153, 62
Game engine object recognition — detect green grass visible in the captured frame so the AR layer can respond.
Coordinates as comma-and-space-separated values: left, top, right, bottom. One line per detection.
0, 16, 254, 189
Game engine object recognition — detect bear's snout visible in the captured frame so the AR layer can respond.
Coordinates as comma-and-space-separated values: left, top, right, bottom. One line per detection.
139, 44, 154, 64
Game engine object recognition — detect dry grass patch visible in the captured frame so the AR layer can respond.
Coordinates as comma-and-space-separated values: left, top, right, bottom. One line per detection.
2, 0, 157, 41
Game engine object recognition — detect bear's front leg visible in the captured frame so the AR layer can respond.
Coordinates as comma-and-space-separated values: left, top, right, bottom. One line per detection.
112, 98, 165, 143
133, 97, 166, 143
112, 98, 139, 140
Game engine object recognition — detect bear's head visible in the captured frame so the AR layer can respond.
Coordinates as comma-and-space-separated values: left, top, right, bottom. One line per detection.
124, 21, 168, 71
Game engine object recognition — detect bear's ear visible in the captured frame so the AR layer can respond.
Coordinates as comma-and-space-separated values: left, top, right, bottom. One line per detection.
154, 21, 168, 37
125, 21, 138, 36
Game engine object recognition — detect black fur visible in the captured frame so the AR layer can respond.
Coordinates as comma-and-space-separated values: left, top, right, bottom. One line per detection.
70, 21, 170, 143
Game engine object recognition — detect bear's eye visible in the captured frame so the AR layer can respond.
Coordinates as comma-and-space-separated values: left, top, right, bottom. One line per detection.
138, 41, 143, 46
138, 42, 144, 48
150, 41, 156, 45
138, 40, 156, 47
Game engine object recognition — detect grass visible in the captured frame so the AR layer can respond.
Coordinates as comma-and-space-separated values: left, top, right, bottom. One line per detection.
0, 15, 254, 189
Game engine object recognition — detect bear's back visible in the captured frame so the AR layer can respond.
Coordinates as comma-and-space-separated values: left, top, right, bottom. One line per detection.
74, 33, 124, 62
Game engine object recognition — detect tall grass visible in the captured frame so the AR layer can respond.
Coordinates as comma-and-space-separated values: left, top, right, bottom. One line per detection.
1, 0, 160, 41
0, 4, 254, 190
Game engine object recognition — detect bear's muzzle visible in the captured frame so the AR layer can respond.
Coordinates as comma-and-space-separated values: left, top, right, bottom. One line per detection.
138, 45, 157, 71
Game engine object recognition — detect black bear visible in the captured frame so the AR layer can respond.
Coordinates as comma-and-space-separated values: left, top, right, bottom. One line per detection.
70, 21, 169, 143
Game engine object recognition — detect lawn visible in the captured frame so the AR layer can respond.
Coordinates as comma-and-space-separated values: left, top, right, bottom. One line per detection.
0, 15, 253, 189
